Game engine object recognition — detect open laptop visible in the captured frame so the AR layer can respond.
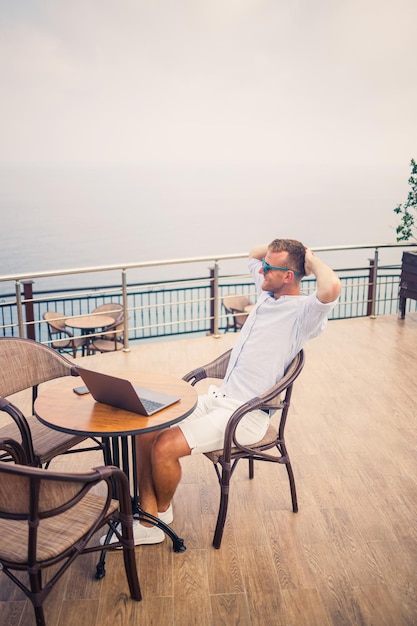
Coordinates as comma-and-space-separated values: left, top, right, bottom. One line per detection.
75, 367, 180, 416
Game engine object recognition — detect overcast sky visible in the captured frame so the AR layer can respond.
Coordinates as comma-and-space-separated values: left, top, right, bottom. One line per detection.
1, 0, 416, 170
1, 0, 417, 268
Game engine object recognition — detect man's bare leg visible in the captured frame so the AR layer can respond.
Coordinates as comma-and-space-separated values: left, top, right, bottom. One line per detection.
135, 431, 160, 524
135, 426, 191, 523
151, 426, 192, 513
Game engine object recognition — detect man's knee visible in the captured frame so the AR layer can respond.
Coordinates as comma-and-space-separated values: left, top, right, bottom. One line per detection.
135, 430, 157, 453
152, 427, 190, 463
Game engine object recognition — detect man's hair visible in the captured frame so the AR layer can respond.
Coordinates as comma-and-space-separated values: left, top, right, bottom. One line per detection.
268, 239, 306, 278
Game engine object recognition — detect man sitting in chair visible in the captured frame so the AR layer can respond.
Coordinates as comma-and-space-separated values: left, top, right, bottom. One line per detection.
129, 239, 341, 545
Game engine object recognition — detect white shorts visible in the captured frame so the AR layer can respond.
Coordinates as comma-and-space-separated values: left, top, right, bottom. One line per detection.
178, 385, 270, 454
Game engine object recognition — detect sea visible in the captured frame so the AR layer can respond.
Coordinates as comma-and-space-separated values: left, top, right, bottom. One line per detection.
0, 162, 407, 296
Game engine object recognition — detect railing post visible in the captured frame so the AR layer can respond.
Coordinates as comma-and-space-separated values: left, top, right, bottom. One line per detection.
367, 259, 375, 317
209, 267, 214, 335
15, 281, 25, 337
209, 264, 220, 337
369, 248, 379, 318
212, 261, 220, 337
22, 280, 36, 340
121, 269, 130, 352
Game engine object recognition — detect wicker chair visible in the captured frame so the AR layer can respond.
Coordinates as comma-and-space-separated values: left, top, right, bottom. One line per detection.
89, 303, 124, 353
222, 295, 253, 332
92, 302, 123, 321
43, 311, 87, 358
182, 349, 305, 548
0, 337, 103, 467
0, 437, 141, 626
89, 320, 124, 353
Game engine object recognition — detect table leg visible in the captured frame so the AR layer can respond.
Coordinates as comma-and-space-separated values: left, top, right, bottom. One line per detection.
95, 435, 186, 577
137, 510, 186, 552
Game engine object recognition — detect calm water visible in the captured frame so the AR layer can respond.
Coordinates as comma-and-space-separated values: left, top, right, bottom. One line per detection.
0, 163, 404, 294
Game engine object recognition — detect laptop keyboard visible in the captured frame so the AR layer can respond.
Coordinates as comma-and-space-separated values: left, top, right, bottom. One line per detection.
141, 398, 164, 413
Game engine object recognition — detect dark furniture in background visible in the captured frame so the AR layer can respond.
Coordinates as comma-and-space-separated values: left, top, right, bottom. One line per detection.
399, 251, 417, 318
89, 302, 124, 353
43, 311, 87, 358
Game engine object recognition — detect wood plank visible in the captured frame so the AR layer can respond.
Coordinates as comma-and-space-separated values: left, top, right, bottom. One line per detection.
210, 593, 251, 626
281, 587, 332, 626
0, 601, 27, 626
173, 550, 212, 625
239, 545, 285, 626
94, 550, 139, 626
58, 599, 100, 626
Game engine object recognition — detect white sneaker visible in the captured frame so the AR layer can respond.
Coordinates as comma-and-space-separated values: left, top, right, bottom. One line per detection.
158, 504, 173, 524
100, 521, 165, 547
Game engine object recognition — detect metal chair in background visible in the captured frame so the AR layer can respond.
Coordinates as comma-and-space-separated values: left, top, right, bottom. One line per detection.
92, 302, 123, 322
222, 294, 253, 332
43, 311, 87, 358
89, 302, 125, 353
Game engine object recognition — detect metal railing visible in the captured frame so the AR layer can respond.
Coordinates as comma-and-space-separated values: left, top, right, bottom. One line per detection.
0, 243, 416, 353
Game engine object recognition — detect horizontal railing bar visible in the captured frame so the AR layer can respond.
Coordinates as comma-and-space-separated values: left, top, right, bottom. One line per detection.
0, 242, 415, 284
130, 315, 215, 333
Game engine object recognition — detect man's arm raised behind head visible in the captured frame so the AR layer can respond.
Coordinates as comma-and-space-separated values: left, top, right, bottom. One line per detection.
249, 244, 269, 260
304, 248, 341, 304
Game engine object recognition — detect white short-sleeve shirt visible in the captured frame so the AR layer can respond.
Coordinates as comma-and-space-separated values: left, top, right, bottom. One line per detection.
220, 257, 338, 403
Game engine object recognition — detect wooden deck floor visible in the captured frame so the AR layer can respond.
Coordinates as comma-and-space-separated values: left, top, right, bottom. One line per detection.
1, 314, 417, 626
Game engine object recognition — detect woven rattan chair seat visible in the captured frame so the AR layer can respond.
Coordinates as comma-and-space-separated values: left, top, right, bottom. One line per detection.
205, 423, 279, 464
90, 338, 124, 352
0, 494, 119, 563
0, 416, 85, 464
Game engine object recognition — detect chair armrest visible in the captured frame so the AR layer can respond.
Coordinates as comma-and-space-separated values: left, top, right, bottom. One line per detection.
94, 465, 133, 515
0, 398, 36, 465
0, 436, 28, 464
221, 350, 305, 460
93, 465, 136, 545
182, 349, 233, 386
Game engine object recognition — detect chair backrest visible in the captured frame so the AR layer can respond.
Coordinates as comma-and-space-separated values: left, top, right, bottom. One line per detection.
43, 311, 74, 351
0, 461, 111, 522
221, 349, 305, 459
222, 295, 252, 313
222, 295, 252, 331
92, 303, 124, 322
259, 349, 305, 411
43, 311, 66, 332
105, 321, 124, 341
182, 349, 232, 386
0, 451, 122, 593
0, 337, 77, 398
0, 438, 116, 562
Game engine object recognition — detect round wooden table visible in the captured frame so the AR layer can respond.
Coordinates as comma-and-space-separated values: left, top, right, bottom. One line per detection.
35, 370, 198, 554
64, 314, 118, 353
65, 314, 115, 333
35, 371, 198, 437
